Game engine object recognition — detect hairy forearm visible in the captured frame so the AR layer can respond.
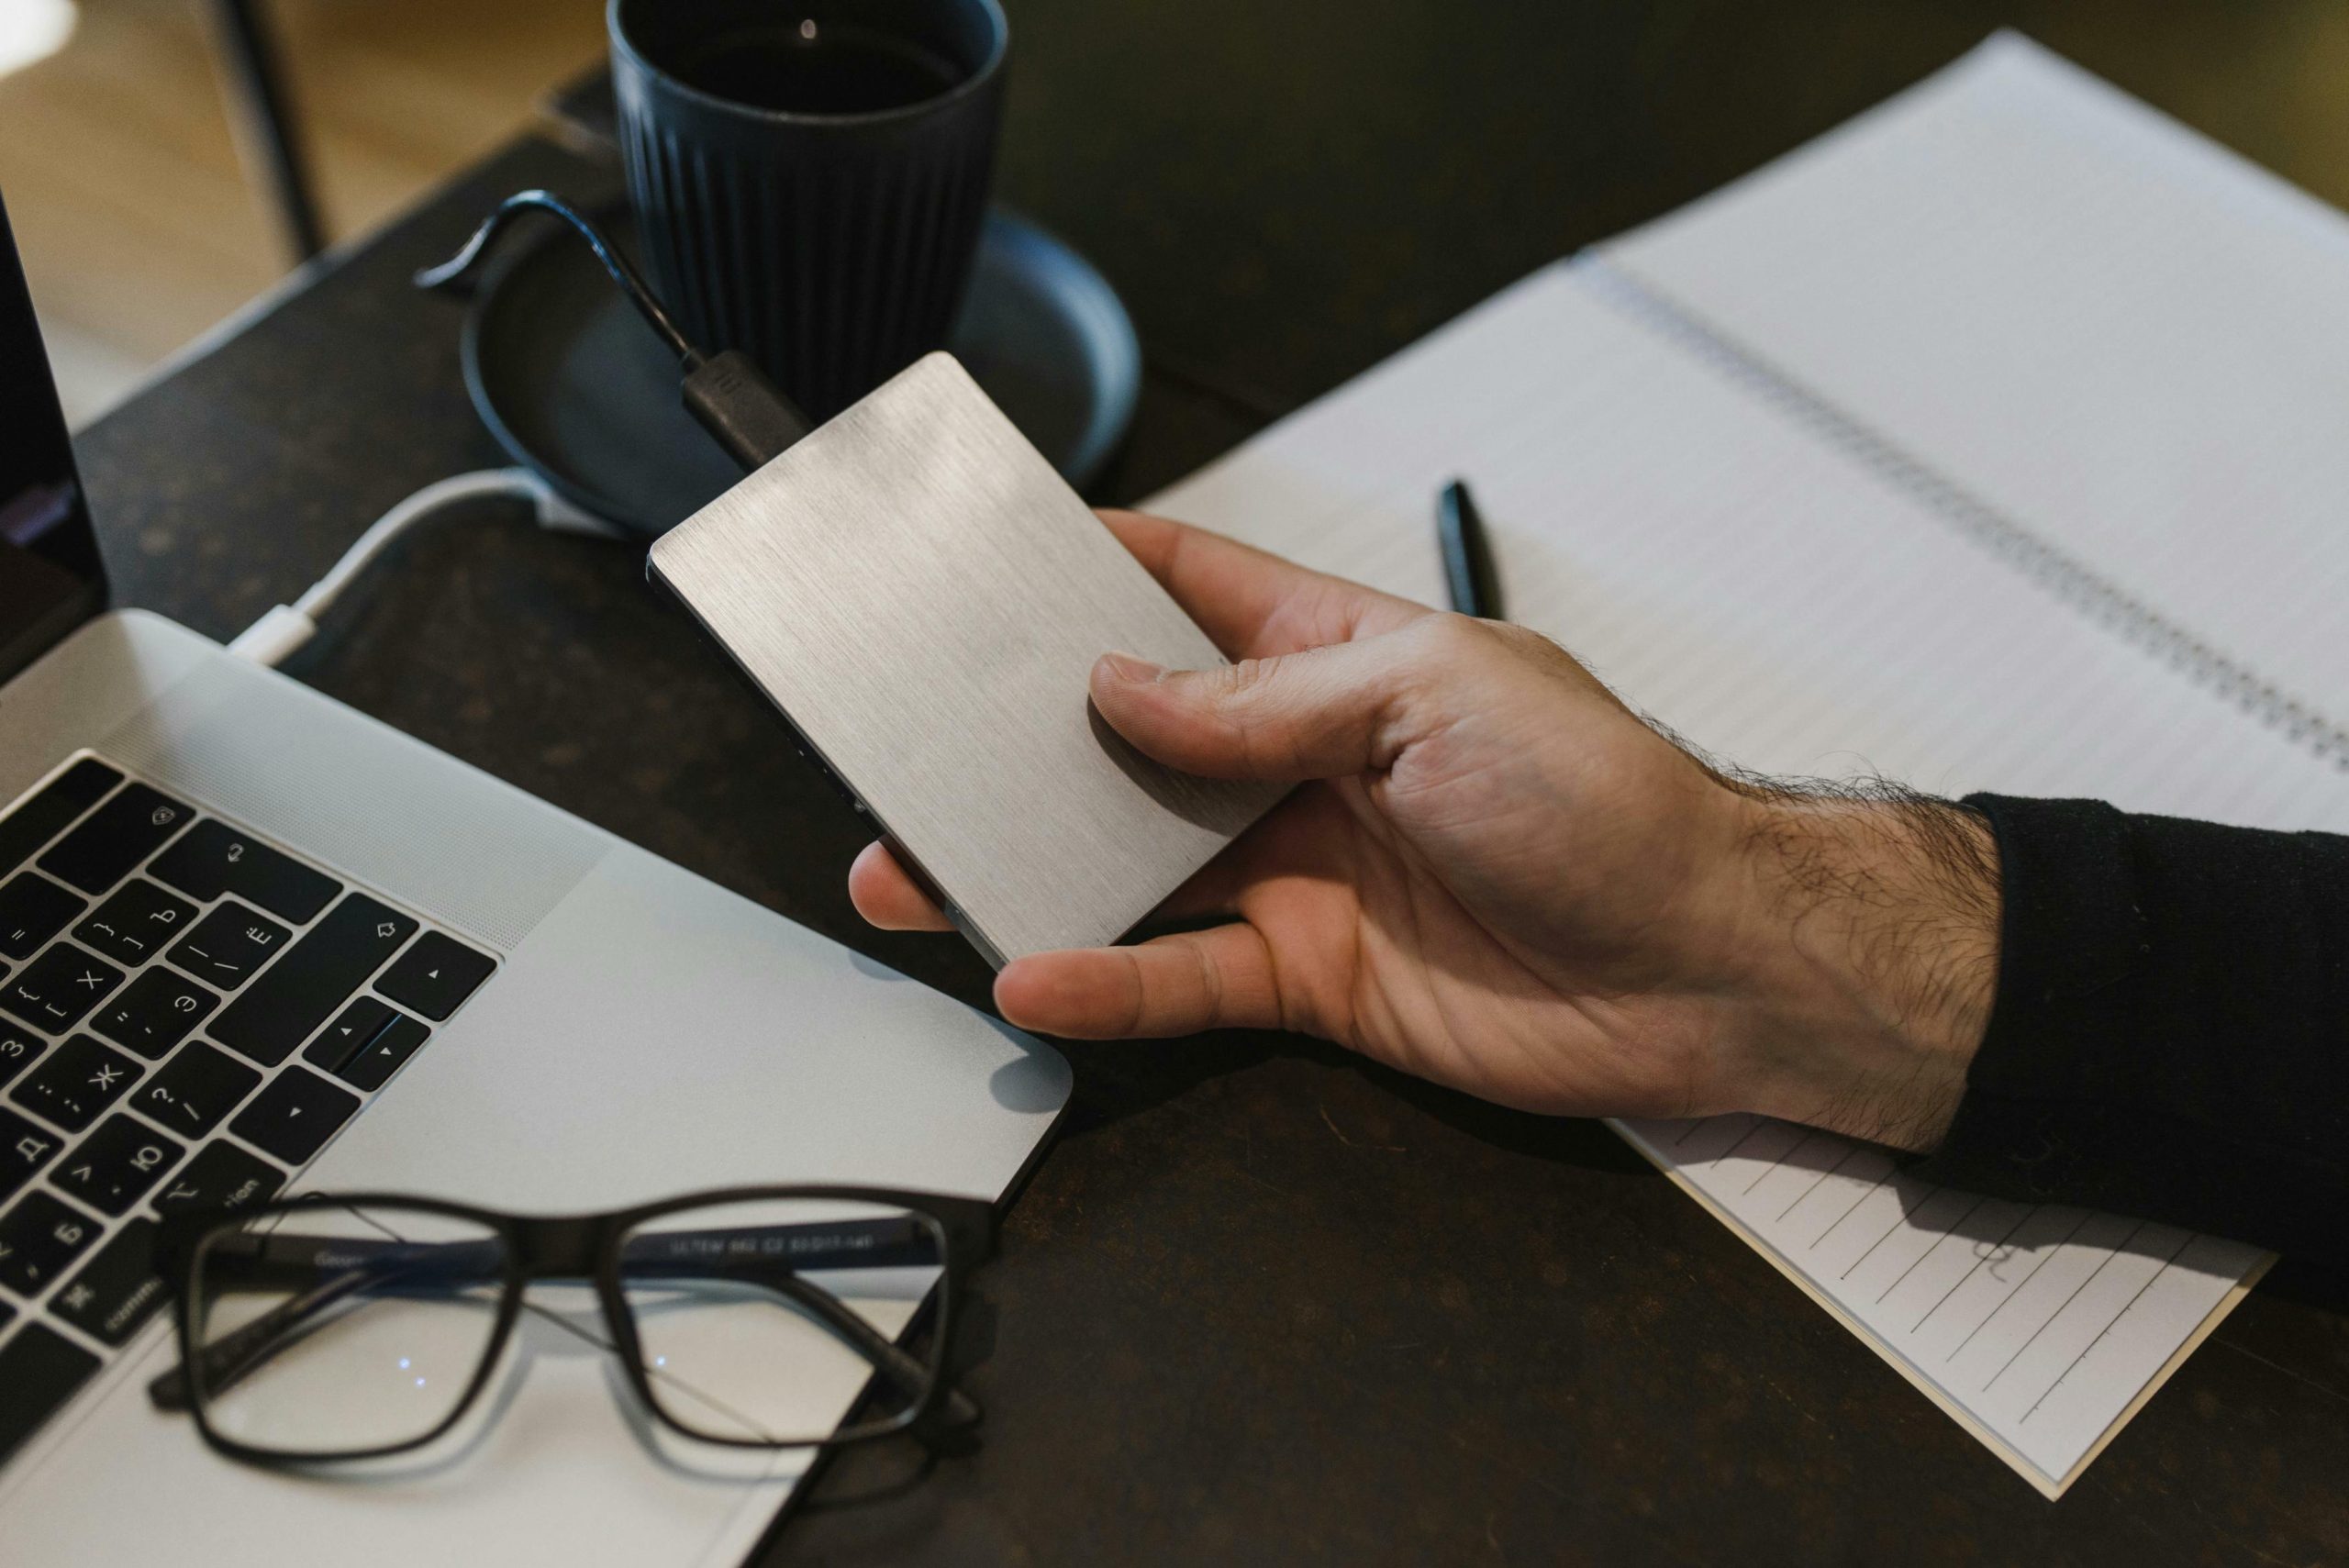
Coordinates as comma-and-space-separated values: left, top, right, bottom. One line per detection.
1720, 787, 2002, 1151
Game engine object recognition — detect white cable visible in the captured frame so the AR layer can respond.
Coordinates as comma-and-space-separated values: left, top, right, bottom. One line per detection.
228, 468, 624, 667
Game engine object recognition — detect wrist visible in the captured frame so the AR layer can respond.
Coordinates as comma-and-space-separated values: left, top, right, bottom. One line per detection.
1712, 788, 2001, 1150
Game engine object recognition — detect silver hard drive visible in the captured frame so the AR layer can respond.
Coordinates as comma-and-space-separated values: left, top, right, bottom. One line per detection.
650, 351, 1283, 967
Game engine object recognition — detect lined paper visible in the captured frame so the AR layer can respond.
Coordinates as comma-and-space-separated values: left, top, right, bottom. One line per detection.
1609, 33, 2349, 729
1139, 46, 2349, 1484
1608, 1117, 2264, 1492
1147, 265, 2349, 833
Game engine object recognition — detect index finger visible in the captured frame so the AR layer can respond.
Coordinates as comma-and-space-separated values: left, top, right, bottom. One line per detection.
1099, 509, 1429, 659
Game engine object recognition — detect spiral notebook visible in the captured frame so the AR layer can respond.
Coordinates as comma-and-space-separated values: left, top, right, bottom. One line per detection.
1143, 33, 2344, 1496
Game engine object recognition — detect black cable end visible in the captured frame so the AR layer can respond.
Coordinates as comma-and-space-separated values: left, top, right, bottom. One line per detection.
684, 351, 814, 471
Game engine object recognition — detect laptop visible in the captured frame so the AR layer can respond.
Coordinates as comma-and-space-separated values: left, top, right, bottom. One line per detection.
0, 195, 1069, 1563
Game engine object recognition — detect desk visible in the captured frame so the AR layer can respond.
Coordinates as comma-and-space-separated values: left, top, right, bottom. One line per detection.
72, 3, 2349, 1562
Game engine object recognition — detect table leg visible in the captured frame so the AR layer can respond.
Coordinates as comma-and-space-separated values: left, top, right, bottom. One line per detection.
205, 0, 325, 264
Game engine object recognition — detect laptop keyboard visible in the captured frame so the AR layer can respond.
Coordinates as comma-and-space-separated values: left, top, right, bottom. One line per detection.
0, 753, 499, 1468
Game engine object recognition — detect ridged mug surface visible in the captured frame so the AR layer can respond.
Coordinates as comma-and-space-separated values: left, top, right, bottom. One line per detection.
610, 0, 1008, 420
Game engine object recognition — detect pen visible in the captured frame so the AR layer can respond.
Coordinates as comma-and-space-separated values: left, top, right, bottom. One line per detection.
1437, 477, 1504, 620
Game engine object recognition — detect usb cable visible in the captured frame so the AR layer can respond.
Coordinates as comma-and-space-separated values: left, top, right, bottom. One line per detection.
234, 190, 813, 671
227, 468, 618, 667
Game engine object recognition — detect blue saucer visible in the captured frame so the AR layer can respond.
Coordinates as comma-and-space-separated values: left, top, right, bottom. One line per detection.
463, 206, 1141, 537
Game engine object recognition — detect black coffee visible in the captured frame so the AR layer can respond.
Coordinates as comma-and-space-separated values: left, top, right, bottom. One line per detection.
674, 22, 963, 116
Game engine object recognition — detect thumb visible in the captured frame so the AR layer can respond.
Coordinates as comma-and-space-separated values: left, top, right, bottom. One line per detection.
1090, 626, 1440, 782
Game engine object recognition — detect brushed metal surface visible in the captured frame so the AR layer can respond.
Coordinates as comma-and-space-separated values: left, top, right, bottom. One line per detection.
651, 352, 1282, 965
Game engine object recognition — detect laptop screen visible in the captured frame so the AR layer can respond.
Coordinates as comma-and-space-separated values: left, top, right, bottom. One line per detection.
0, 193, 106, 684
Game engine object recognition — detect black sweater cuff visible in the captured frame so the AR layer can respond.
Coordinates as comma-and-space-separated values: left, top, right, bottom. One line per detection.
1911, 795, 2348, 1258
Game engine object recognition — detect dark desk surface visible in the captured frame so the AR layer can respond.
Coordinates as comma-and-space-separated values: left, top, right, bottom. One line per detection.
72, 3, 2348, 1562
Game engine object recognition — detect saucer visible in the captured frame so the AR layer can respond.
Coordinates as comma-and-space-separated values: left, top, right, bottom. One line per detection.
462, 206, 1141, 536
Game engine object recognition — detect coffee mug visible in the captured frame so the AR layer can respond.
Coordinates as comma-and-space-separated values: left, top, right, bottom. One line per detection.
609, 0, 1008, 420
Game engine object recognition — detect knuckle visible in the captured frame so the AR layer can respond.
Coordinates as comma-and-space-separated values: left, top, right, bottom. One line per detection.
1414, 611, 1495, 659
1115, 954, 1152, 1037
1392, 615, 1503, 697
1414, 611, 1565, 673
1486, 619, 1566, 664
1186, 940, 1223, 1029
1126, 942, 1216, 1037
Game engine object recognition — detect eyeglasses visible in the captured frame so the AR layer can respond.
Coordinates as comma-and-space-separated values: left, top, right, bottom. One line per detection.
146, 1186, 992, 1467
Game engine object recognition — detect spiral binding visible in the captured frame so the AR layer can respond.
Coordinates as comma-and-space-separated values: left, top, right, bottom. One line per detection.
1577, 255, 2349, 772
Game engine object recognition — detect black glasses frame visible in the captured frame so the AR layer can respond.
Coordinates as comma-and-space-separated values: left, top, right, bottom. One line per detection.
151, 1185, 995, 1467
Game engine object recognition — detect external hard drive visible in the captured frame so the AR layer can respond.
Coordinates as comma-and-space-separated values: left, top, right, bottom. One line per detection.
649, 351, 1285, 968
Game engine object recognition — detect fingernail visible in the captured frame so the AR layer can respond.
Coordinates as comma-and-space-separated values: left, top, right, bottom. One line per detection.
1096, 651, 1165, 684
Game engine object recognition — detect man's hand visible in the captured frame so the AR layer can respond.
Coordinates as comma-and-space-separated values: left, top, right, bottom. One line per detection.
850, 510, 2000, 1151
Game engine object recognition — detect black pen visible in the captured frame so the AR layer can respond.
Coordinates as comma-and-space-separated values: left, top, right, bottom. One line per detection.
1437, 477, 1504, 620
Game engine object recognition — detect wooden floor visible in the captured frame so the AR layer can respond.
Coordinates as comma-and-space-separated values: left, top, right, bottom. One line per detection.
0, 0, 604, 424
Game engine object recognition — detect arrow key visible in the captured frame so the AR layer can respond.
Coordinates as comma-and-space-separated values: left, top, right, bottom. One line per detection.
330, 1010, 428, 1092
302, 995, 393, 1075
376, 931, 495, 1021
304, 995, 431, 1089
228, 1066, 358, 1166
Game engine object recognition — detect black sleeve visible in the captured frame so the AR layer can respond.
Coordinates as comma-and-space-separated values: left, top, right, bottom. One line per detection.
1910, 795, 2348, 1259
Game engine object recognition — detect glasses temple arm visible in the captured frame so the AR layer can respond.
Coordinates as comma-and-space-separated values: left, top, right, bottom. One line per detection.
743, 1269, 971, 1421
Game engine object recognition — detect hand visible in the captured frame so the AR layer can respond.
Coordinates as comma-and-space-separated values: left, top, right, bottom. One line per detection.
851, 510, 2001, 1151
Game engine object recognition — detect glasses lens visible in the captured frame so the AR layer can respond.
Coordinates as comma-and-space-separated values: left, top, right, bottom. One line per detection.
617, 1196, 948, 1445
187, 1202, 507, 1456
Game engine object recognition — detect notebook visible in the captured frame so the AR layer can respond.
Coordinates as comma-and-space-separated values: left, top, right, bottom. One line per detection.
1141, 32, 2338, 1497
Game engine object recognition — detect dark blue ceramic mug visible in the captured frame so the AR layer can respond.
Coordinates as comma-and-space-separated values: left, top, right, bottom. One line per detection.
609, 0, 1008, 420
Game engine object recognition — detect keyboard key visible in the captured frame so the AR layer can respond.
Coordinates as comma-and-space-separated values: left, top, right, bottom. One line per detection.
90, 969, 217, 1062
51, 1219, 167, 1347
0, 1322, 99, 1465
0, 1106, 61, 1202
229, 1067, 358, 1166
313, 1006, 430, 1092
36, 783, 193, 895
151, 1141, 282, 1218
376, 931, 496, 1021
72, 879, 197, 968
0, 1190, 99, 1296
0, 873, 84, 961
0, 759, 120, 878
0, 1026, 47, 1091
167, 903, 291, 990
0, 944, 122, 1033
149, 820, 338, 924
54, 1116, 185, 1217
304, 995, 393, 1070
8, 1035, 142, 1134
137, 1042, 261, 1140
212, 895, 414, 1066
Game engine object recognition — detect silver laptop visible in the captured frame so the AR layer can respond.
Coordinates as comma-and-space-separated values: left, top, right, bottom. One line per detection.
0, 196, 1069, 1564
